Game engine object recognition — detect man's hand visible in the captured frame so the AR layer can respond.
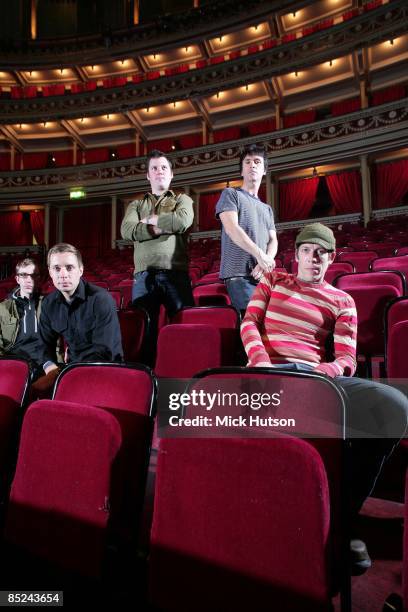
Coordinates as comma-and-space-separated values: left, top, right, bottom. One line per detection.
251, 264, 265, 282
256, 249, 275, 273
44, 363, 59, 375
140, 214, 159, 226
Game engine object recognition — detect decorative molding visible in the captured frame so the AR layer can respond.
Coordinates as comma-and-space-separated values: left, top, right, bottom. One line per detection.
0, 98, 407, 202
0, 1, 406, 124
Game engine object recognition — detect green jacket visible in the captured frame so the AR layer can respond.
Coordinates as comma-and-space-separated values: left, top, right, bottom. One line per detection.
0, 293, 43, 355
120, 190, 194, 273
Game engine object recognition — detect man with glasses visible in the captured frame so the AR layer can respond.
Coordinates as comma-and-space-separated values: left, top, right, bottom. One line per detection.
0, 258, 44, 379
241, 223, 408, 574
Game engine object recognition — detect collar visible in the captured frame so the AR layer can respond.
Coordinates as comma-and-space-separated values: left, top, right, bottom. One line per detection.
144, 189, 176, 201
57, 278, 86, 304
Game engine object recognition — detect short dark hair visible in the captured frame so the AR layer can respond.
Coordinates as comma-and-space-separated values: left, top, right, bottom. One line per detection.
239, 144, 268, 174
146, 149, 173, 170
47, 243, 83, 268
15, 258, 39, 274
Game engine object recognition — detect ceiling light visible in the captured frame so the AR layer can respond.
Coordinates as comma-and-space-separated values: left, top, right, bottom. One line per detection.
173, 101, 177, 108
106, 114, 110, 119
216, 92, 220, 98
389, 39, 394, 46
295, 70, 298, 77
292, 12, 297, 18
245, 84, 249, 91
60, 68, 64, 75
328, 59, 333, 67
153, 54, 157, 60
253, 25, 259, 32
146, 107, 150, 113
43, 122, 47, 127
80, 117, 84, 123
185, 46, 190, 53
91, 65, 95, 71
219, 36, 223, 42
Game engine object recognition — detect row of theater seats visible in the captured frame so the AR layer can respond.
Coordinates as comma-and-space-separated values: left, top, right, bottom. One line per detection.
0, 358, 353, 610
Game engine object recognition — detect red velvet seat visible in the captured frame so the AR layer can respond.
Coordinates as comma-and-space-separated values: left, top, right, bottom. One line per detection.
150, 434, 339, 611
151, 367, 349, 610
386, 320, 408, 379
334, 271, 405, 296
337, 251, 378, 273
53, 363, 156, 546
384, 297, 408, 376
5, 399, 122, 577
0, 358, 30, 490
371, 256, 408, 287
118, 307, 149, 363
324, 262, 355, 285
193, 282, 231, 306
170, 306, 241, 366
154, 324, 224, 377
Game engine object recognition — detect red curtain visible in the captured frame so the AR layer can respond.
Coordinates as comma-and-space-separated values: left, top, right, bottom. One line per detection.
283, 110, 316, 128
326, 171, 362, 214
84, 148, 109, 164
279, 177, 319, 221
63, 204, 111, 259
179, 133, 202, 148
0, 212, 32, 246
331, 97, 361, 117
147, 139, 173, 153
0, 153, 11, 171
282, 33, 296, 43
213, 127, 241, 143
199, 193, 222, 231
374, 160, 408, 209
248, 118, 276, 136
371, 85, 406, 106
22, 152, 48, 170
117, 143, 135, 159
54, 150, 73, 167
30, 210, 45, 244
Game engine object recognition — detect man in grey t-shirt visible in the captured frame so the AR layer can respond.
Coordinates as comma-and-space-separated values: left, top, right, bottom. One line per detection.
215, 144, 277, 312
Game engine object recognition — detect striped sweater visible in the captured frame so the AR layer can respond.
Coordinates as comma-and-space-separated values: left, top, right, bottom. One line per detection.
241, 271, 357, 377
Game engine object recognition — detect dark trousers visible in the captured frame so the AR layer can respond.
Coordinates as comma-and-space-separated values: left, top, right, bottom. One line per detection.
268, 363, 408, 516
132, 269, 194, 366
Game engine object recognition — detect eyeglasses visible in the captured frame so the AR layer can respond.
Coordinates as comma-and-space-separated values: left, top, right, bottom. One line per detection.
17, 273, 40, 280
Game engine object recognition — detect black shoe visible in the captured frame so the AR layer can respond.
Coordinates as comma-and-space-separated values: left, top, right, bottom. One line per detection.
350, 539, 372, 576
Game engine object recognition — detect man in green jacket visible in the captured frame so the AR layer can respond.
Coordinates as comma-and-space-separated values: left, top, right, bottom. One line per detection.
121, 149, 194, 362
0, 258, 43, 378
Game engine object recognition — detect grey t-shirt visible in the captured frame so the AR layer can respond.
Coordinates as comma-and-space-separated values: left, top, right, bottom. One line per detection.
215, 187, 275, 279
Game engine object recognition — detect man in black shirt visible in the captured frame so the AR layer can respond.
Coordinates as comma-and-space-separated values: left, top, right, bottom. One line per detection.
0, 258, 43, 378
40, 243, 123, 376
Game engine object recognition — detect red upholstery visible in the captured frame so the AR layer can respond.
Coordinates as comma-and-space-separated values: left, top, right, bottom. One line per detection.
150, 437, 332, 611
385, 297, 408, 334
337, 284, 400, 356
170, 306, 241, 366
387, 320, 408, 379
334, 271, 405, 296
5, 399, 122, 577
371, 255, 408, 282
154, 324, 223, 377
324, 262, 355, 285
0, 358, 30, 488
337, 251, 378, 273
53, 363, 156, 543
118, 308, 149, 363
193, 283, 231, 306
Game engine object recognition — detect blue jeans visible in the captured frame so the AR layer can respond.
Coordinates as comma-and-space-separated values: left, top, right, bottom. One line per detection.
224, 276, 258, 312
132, 269, 194, 365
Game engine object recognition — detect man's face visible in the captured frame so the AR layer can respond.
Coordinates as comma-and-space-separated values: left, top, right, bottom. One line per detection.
48, 252, 83, 299
241, 154, 265, 185
147, 156, 173, 194
296, 243, 335, 283
15, 263, 40, 298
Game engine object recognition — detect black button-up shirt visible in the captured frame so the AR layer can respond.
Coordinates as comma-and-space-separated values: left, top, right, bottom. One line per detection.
39, 280, 123, 366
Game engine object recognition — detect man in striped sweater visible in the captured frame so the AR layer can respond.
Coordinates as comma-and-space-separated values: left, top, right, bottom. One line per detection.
241, 222, 408, 573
